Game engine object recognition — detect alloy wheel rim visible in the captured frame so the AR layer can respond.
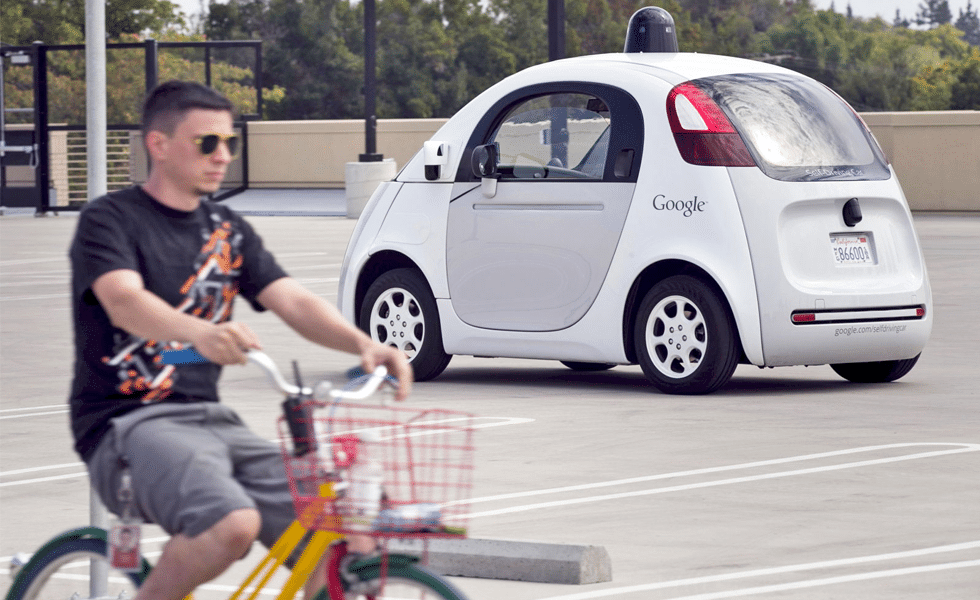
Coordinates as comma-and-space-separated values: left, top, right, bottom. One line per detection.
368, 287, 424, 360
644, 294, 707, 379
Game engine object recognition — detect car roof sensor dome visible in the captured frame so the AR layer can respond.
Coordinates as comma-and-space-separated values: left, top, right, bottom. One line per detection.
624, 7, 679, 53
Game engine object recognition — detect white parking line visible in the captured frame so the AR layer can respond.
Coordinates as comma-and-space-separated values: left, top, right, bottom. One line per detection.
0, 257, 67, 267
0, 405, 68, 413
533, 541, 980, 600
0, 462, 83, 477
0, 292, 70, 302
0, 472, 89, 487
0, 408, 69, 420
458, 443, 980, 518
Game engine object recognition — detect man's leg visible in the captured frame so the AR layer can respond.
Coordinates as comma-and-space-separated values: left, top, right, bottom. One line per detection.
135, 508, 261, 600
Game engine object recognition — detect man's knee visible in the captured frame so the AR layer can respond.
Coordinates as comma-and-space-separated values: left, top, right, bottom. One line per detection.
211, 508, 261, 558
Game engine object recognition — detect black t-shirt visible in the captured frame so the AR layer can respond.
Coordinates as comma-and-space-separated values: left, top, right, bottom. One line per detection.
69, 187, 288, 461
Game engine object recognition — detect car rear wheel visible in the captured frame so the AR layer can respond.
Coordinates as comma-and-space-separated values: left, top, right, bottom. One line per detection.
360, 269, 452, 381
830, 354, 920, 383
560, 361, 616, 372
634, 275, 739, 394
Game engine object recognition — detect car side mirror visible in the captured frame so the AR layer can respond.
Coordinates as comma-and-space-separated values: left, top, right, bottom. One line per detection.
423, 141, 448, 181
471, 144, 499, 197
471, 144, 498, 179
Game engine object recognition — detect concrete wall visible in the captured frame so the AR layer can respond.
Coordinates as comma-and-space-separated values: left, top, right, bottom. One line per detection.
239, 112, 980, 211
9, 111, 980, 210
861, 111, 980, 212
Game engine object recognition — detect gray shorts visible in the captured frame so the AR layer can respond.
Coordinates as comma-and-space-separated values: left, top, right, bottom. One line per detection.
86, 402, 295, 548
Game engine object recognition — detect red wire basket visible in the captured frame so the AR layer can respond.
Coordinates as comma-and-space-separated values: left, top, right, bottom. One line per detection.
278, 401, 475, 538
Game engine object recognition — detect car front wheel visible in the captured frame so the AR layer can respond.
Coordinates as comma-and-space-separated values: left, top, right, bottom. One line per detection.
360, 269, 452, 381
634, 275, 739, 394
830, 354, 920, 383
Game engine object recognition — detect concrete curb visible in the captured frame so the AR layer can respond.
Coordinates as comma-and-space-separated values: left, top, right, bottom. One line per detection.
387, 537, 613, 584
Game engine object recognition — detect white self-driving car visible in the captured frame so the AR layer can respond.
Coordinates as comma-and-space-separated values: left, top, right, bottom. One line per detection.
338, 8, 932, 394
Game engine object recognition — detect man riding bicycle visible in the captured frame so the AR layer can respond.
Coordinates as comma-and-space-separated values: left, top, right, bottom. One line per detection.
68, 80, 412, 600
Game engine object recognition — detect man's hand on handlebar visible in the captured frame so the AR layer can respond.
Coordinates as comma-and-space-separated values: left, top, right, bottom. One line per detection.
192, 322, 262, 366
359, 344, 413, 401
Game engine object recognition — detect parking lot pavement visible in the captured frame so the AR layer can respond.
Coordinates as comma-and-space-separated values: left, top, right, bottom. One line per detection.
2, 210, 978, 599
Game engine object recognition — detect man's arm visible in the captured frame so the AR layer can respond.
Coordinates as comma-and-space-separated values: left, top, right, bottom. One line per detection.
256, 277, 413, 400
92, 269, 260, 365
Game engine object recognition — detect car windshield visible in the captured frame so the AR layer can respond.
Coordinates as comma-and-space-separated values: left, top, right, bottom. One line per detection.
695, 73, 890, 182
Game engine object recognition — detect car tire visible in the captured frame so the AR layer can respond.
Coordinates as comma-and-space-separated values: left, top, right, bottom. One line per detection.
360, 269, 452, 381
634, 275, 739, 394
560, 361, 616, 372
830, 354, 920, 383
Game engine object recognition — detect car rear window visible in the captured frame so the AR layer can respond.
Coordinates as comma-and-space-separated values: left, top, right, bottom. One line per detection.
695, 73, 890, 182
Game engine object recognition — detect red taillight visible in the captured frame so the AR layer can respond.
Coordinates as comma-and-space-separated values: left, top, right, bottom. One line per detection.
916, 306, 926, 318
792, 312, 816, 323
667, 83, 756, 167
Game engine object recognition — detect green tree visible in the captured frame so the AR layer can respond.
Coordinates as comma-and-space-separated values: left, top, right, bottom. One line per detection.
1, 0, 40, 45
443, 0, 517, 99
894, 9, 912, 28
955, 1, 980, 45
375, 0, 461, 117
197, 0, 980, 118
206, 0, 361, 120
916, 0, 953, 27
1, 0, 188, 46
950, 46, 980, 107
489, 0, 549, 70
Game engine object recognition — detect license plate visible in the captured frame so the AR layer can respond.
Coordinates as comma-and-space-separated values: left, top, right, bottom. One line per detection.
830, 233, 875, 265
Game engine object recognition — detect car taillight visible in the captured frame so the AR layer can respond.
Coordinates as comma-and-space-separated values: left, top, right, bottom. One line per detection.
666, 82, 756, 167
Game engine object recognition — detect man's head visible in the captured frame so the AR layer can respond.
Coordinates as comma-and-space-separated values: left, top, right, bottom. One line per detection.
141, 81, 239, 203
141, 80, 234, 140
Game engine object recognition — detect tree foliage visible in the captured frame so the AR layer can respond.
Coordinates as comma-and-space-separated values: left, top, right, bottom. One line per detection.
4, 0, 979, 123
1, 0, 189, 45
955, 1, 980, 45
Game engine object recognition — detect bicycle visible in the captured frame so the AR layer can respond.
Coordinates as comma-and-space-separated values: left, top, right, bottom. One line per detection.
6, 350, 476, 600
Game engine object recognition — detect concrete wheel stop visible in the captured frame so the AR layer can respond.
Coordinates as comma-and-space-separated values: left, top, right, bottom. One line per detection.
387, 537, 613, 584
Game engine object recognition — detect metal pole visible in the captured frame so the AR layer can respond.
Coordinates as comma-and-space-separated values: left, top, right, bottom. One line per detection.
85, 0, 109, 594
255, 42, 264, 119
548, 0, 566, 61
145, 38, 158, 92
33, 43, 51, 215
360, 0, 382, 162
144, 39, 158, 174
205, 46, 212, 87
1, 50, 7, 194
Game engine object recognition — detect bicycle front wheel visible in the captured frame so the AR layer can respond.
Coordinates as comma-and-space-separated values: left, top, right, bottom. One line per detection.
6, 536, 146, 600
317, 557, 469, 600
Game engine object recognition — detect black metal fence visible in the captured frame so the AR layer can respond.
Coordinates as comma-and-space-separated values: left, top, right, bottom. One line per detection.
1, 39, 262, 214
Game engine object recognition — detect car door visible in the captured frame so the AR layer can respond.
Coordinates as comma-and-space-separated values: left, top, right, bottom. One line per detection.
447, 83, 644, 332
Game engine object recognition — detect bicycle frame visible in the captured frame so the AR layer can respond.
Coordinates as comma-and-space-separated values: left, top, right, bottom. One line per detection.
231, 483, 345, 600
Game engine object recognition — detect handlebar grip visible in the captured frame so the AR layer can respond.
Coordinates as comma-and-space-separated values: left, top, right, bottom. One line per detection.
160, 348, 208, 365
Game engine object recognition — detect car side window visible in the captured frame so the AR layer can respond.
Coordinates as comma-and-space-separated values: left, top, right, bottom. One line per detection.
490, 93, 611, 180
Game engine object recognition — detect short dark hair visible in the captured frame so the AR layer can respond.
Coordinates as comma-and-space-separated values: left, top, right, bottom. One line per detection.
141, 80, 234, 139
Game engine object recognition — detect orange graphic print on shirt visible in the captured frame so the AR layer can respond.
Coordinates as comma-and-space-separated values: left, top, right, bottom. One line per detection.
102, 217, 244, 402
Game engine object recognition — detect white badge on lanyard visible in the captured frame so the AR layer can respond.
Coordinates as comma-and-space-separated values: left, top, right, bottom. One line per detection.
109, 468, 143, 572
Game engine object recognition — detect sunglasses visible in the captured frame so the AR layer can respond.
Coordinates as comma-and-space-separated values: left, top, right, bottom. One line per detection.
193, 133, 241, 158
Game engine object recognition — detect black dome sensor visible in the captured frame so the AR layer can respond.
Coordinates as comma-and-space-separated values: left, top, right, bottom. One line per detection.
624, 7, 679, 53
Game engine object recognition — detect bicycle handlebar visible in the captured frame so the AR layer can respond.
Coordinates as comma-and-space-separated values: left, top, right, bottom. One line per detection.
160, 348, 390, 401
